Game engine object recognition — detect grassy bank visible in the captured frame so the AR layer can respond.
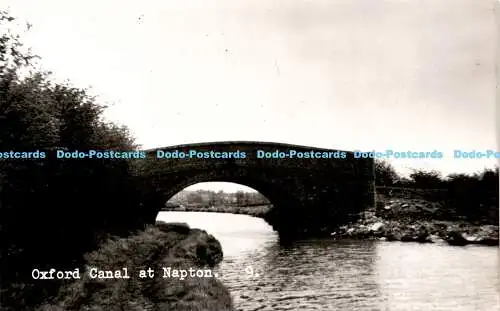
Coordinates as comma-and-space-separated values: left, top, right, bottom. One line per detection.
33, 222, 234, 311
161, 204, 272, 218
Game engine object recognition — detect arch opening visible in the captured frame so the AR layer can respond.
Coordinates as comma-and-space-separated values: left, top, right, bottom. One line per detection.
157, 182, 274, 220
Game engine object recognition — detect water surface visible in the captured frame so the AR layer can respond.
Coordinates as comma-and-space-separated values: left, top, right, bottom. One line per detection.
157, 211, 499, 311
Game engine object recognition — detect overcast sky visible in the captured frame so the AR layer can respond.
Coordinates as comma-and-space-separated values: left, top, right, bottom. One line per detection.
4, 0, 498, 192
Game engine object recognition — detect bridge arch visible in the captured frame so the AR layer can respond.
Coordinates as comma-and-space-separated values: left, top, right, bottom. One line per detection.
139, 141, 375, 237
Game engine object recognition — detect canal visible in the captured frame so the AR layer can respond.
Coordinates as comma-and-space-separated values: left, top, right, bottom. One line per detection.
157, 211, 499, 311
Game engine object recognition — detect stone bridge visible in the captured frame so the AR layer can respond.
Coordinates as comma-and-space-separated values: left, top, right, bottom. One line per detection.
137, 141, 375, 238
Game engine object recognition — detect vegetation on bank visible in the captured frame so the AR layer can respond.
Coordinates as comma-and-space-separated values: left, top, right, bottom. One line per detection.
36, 222, 234, 311
0, 11, 159, 310
368, 164, 499, 244
375, 160, 499, 225
162, 203, 272, 218
169, 189, 269, 207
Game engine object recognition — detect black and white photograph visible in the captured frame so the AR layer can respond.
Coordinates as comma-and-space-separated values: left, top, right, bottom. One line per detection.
0, 1, 498, 310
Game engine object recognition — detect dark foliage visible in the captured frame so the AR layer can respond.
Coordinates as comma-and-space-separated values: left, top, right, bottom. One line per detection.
374, 160, 400, 186
0, 11, 151, 309
408, 169, 444, 189
375, 160, 499, 225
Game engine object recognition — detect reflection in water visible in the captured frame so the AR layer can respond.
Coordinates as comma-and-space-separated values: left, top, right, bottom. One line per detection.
157, 212, 499, 311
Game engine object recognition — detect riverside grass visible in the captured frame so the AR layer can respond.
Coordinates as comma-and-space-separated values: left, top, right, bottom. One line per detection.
36, 222, 234, 311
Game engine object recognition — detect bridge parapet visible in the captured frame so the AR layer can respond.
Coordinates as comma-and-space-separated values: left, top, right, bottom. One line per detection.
142, 141, 369, 174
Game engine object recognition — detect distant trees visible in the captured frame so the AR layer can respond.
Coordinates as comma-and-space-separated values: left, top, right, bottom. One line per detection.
408, 169, 443, 189
445, 167, 499, 222
168, 189, 270, 207
374, 159, 499, 224
243, 191, 269, 206
186, 191, 203, 204
375, 160, 446, 189
208, 191, 217, 206
235, 190, 246, 205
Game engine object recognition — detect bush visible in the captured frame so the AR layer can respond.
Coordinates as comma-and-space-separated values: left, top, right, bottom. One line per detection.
376, 166, 498, 224
408, 169, 444, 189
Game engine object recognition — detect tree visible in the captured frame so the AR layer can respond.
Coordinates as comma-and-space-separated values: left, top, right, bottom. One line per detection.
235, 190, 245, 206
0, 11, 38, 73
186, 191, 203, 204
216, 190, 225, 204
408, 169, 443, 189
208, 191, 217, 206
442, 167, 498, 223
374, 159, 400, 186
0, 11, 147, 309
